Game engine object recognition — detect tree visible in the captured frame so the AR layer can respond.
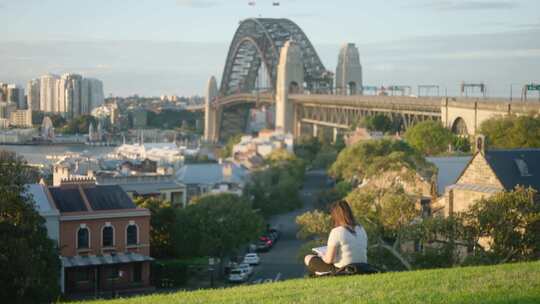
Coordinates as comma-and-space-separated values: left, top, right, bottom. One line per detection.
296, 185, 419, 271
218, 134, 242, 159
404, 120, 453, 155
294, 136, 322, 164
244, 149, 305, 217
479, 114, 540, 149
189, 194, 264, 258
463, 187, 539, 262
134, 198, 180, 258
329, 138, 435, 184
0, 152, 60, 302
361, 114, 394, 133
60, 115, 97, 134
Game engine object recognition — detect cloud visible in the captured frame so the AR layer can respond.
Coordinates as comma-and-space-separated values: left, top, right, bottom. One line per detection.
175, 0, 219, 8
411, 1, 518, 11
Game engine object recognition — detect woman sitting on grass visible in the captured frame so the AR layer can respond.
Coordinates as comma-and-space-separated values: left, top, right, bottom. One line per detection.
304, 200, 368, 275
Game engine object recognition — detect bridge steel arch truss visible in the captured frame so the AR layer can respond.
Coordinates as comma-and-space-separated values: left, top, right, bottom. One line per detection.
295, 100, 441, 132
219, 18, 332, 97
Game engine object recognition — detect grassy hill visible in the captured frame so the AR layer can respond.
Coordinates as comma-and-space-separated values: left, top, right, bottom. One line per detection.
79, 261, 540, 304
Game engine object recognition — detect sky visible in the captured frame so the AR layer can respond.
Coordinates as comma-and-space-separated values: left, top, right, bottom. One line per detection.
1, 0, 539, 97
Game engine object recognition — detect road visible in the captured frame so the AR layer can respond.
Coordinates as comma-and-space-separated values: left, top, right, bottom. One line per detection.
248, 170, 328, 284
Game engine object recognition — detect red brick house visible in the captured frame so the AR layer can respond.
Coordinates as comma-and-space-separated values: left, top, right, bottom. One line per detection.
36, 178, 153, 296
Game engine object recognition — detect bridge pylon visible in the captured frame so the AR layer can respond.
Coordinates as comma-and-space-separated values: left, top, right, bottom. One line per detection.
204, 76, 219, 143
276, 40, 304, 136
336, 43, 363, 95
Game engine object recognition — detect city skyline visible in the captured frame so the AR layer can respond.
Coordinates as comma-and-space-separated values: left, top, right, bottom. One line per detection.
1, 0, 539, 96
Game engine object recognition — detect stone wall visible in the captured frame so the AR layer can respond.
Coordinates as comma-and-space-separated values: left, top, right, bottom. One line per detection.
456, 154, 503, 188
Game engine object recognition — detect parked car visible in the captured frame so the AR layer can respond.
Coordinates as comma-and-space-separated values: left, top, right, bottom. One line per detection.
235, 263, 253, 276
243, 253, 261, 265
228, 269, 249, 283
255, 241, 271, 252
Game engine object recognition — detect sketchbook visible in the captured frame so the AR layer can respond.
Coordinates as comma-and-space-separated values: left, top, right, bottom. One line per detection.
312, 246, 327, 257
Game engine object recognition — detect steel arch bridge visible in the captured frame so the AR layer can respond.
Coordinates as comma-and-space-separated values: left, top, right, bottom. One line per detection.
219, 18, 333, 96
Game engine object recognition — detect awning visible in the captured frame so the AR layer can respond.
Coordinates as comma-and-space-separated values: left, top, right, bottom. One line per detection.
61, 253, 154, 268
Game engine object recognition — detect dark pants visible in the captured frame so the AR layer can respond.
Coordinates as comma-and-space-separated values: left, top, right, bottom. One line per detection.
307, 256, 337, 275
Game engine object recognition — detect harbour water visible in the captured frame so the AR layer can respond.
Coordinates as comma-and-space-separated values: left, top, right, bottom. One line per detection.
0, 144, 115, 165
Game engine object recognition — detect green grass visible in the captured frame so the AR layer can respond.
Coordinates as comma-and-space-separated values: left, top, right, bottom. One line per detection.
79, 261, 540, 304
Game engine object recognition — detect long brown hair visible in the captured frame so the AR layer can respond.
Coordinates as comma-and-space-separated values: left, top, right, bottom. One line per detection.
330, 200, 357, 234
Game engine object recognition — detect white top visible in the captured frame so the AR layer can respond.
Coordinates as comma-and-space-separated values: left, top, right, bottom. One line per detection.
327, 225, 368, 268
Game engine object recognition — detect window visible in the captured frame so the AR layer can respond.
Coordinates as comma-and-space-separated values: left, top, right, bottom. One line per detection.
102, 226, 114, 247
77, 227, 89, 249
127, 224, 138, 246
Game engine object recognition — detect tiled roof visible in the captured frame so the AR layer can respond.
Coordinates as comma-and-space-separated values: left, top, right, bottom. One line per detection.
48, 184, 136, 212
485, 149, 540, 191
49, 187, 87, 212
83, 185, 136, 210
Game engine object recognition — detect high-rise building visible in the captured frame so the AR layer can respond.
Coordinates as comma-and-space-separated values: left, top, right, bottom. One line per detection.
7, 84, 25, 109
58, 73, 83, 118
40, 74, 60, 112
27, 79, 41, 111
87, 78, 104, 111
36, 73, 104, 118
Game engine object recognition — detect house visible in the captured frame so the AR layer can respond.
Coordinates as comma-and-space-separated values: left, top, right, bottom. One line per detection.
176, 162, 248, 202
437, 135, 540, 217
28, 179, 153, 297
95, 172, 187, 207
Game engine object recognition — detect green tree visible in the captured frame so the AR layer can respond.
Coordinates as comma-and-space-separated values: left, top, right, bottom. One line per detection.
189, 194, 264, 258
479, 115, 540, 149
404, 120, 453, 155
329, 138, 435, 184
463, 187, 540, 262
61, 115, 97, 134
219, 134, 242, 159
244, 149, 305, 217
134, 198, 179, 258
294, 136, 322, 164
0, 152, 60, 303
361, 114, 394, 133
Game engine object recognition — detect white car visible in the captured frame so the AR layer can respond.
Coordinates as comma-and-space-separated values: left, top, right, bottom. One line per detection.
235, 263, 253, 276
228, 269, 248, 283
242, 253, 260, 265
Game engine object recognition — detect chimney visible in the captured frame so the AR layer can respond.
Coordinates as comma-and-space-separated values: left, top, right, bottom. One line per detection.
222, 163, 232, 178
475, 134, 486, 155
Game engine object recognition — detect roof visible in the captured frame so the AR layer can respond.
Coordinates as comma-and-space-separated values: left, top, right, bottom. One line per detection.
26, 184, 59, 216
484, 149, 540, 191
447, 183, 501, 194
428, 156, 471, 195
118, 181, 184, 195
83, 185, 136, 211
176, 163, 247, 185
49, 187, 87, 212
61, 252, 153, 268
48, 184, 137, 213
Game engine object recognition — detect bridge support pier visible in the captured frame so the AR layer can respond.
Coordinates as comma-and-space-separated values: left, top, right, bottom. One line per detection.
276, 40, 304, 135
204, 76, 219, 143
333, 127, 338, 143
312, 124, 318, 138
336, 43, 363, 95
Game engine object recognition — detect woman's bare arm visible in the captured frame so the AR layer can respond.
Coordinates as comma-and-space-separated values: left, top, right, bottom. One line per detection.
322, 245, 336, 264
